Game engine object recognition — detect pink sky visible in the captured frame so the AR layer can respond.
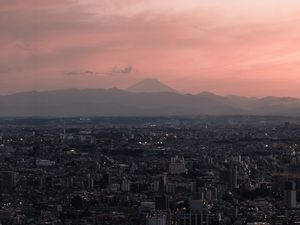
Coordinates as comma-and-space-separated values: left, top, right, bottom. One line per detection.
1, 0, 300, 97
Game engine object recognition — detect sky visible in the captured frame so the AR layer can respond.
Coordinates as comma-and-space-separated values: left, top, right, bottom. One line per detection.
1, 0, 300, 97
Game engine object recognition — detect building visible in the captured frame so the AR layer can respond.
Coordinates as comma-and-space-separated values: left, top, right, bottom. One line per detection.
146, 214, 167, 225
177, 200, 211, 225
121, 178, 131, 192
139, 202, 156, 214
155, 195, 169, 210
169, 156, 187, 174
177, 212, 210, 225
0, 171, 17, 192
284, 181, 297, 209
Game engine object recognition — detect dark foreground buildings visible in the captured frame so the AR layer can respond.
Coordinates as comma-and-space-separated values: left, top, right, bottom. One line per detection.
0, 116, 300, 224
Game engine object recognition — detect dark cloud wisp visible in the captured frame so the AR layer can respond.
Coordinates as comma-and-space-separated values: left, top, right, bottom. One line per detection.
64, 65, 134, 77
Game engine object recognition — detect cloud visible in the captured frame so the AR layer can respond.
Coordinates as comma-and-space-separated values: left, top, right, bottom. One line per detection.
64, 71, 78, 76
64, 65, 134, 77
64, 70, 106, 76
112, 65, 133, 74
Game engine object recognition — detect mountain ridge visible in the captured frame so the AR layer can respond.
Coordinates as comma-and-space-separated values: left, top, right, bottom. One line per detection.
0, 85, 300, 117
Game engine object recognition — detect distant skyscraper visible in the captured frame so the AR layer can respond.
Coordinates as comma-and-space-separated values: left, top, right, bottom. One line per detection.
159, 173, 167, 193
101, 173, 111, 189
169, 156, 187, 174
121, 178, 131, 192
220, 167, 238, 190
155, 195, 169, 210
284, 181, 297, 208
61, 120, 67, 143
230, 165, 238, 190
0, 171, 17, 192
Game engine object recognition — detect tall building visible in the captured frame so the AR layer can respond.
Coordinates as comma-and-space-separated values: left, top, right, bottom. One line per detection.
284, 181, 297, 209
121, 178, 131, 192
61, 120, 67, 143
169, 156, 187, 174
220, 165, 238, 190
230, 165, 238, 190
155, 195, 169, 210
159, 173, 167, 193
0, 171, 17, 192
101, 173, 111, 189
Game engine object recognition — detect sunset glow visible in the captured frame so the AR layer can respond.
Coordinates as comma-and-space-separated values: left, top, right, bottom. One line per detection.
1, 0, 300, 96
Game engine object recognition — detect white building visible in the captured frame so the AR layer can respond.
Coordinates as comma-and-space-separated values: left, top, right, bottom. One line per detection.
36, 159, 56, 166
121, 179, 131, 192
169, 156, 187, 174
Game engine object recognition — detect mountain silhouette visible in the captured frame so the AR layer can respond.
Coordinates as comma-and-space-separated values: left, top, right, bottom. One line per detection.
127, 78, 177, 93
0, 83, 300, 117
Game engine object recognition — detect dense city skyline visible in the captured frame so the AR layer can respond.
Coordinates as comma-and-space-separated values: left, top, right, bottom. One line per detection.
1, 0, 300, 97
1, 116, 300, 224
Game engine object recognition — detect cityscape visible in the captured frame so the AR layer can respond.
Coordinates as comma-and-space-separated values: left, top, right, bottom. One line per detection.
2, 0, 300, 224
1, 116, 300, 224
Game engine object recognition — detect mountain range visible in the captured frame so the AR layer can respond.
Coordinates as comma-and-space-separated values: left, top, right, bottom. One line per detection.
0, 79, 300, 117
